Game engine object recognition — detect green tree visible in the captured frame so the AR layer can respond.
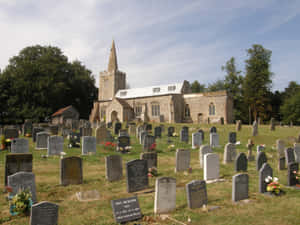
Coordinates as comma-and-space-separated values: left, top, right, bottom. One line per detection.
207, 79, 225, 92
281, 89, 300, 125
243, 44, 273, 123
0, 45, 97, 123
191, 80, 205, 93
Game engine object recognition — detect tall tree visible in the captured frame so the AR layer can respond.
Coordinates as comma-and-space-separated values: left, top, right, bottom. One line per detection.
191, 80, 205, 93
207, 79, 225, 92
243, 44, 273, 123
281, 89, 300, 125
0, 45, 97, 123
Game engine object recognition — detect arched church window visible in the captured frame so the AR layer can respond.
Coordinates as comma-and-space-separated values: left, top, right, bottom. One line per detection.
209, 103, 215, 115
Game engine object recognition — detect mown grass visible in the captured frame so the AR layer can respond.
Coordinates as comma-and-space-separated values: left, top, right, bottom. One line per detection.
1, 123, 300, 225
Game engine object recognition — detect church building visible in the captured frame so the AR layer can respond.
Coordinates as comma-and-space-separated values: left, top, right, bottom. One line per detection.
89, 41, 233, 124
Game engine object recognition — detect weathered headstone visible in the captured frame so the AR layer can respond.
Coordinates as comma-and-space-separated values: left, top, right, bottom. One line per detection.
128, 124, 136, 136
256, 145, 265, 153
236, 120, 242, 131
82, 136, 96, 155
114, 122, 122, 135
232, 173, 249, 202
96, 127, 107, 145
276, 139, 285, 158
246, 139, 255, 161
235, 153, 248, 172
4, 128, 19, 139
270, 118, 275, 131
285, 148, 295, 166
8, 171, 37, 203
126, 159, 149, 193
175, 149, 190, 172
287, 162, 299, 186
180, 127, 189, 143
36, 132, 50, 150
259, 163, 273, 193
229, 132, 237, 144
256, 151, 267, 171
210, 126, 217, 133
252, 121, 258, 136
186, 180, 207, 209
80, 127, 92, 137
32, 127, 44, 142
198, 129, 205, 141
154, 126, 162, 138
210, 133, 219, 147
204, 153, 219, 181
168, 127, 175, 137
154, 177, 176, 214
192, 132, 202, 149
11, 138, 29, 153
105, 155, 123, 182
143, 135, 155, 151
5, 153, 33, 185
30, 201, 59, 225
117, 135, 130, 151
47, 136, 63, 156
140, 152, 157, 168
111, 196, 142, 224
199, 145, 213, 168
294, 143, 300, 163
223, 143, 237, 164
60, 156, 83, 186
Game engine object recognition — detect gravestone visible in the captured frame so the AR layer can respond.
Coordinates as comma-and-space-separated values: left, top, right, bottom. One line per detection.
8, 171, 37, 203
175, 149, 190, 172
198, 129, 205, 141
49, 125, 59, 135
117, 135, 130, 151
114, 122, 122, 135
270, 118, 275, 131
146, 124, 152, 132
223, 143, 237, 164
210, 133, 219, 147
140, 152, 157, 168
4, 128, 19, 139
126, 159, 149, 193
30, 201, 59, 225
140, 131, 148, 145
257, 145, 265, 153
47, 136, 63, 156
210, 126, 217, 133
180, 127, 189, 143
259, 163, 273, 193
285, 148, 295, 166
11, 138, 29, 153
199, 145, 213, 168
32, 127, 44, 142
294, 143, 300, 163
204, 153, 219, 181
246, 139, 255, 161
60, 156, 83, 186
96, 127, 108, 145
62, 128, 71, 137
287, 162, 299, 186
256, 151, 267, 171
111, 196, 142, 224
278, 157, 286, 170
232, 173, 249, 202
276, 139, 285, 158
80, 127, 92, 137
235, 153, 248, 172
154, 126, 162, 138
186, 180, 207, 209
252, 121, 258, 136
5, 153, 33, 185
82, 136, 96, 155
35, 132, 50, 150
236, 120, 242, 131
128, 124, 136, 136
154, 177, 176, 214
23, 121, 33, 136
105, 155, 123, 182
229, 132, 237, 144
192, 132, 202, 149
69, 132, 81, 147
143, 135, 155, 151
168, 127, 175, 137
119, 129, 128, 136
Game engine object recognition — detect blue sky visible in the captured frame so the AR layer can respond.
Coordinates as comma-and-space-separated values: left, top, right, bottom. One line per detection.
0, 0, 299, 91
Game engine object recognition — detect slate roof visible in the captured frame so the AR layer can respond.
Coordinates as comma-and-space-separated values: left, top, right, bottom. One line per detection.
52, 105, 73, 117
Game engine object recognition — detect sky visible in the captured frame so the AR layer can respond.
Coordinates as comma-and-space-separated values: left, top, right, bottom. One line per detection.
0, 0, 300, 91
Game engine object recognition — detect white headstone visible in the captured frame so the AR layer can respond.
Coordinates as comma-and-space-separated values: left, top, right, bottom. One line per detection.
199, 145, 213, 168
204, 153, 219, 181
154, 177, 176, 214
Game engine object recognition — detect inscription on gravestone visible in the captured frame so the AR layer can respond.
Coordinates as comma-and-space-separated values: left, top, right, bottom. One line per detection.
30, 201, 59, 225
186, 180, 207, 209
105, 155, 123, 182
126, 159, 148, 193
60, 156, 83, 186
232, 173, 249, 202
48, 136, 64, 156
154, 177, 176, 214
11, 138, 29, 153
36, 132, 50, 150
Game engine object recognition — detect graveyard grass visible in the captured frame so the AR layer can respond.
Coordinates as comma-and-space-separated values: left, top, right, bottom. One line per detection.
1, 124, 300, 225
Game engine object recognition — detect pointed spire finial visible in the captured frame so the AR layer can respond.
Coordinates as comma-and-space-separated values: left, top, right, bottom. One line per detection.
108, 40, 118, 72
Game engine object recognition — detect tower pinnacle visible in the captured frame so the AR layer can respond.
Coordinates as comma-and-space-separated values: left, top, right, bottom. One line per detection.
108, 40, 118, 72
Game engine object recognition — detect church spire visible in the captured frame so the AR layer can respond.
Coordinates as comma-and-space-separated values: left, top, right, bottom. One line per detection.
108, 40, 118, 72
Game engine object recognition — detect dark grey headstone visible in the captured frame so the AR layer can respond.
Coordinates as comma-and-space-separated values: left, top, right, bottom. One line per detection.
186, 180, 207, 209
32, 127, 44, 142
36, 132, 50, 150
168, 127, 175, 137
111, 196, 142, 224
180, 128, 189, 143
105, 155, 123, 182
232, 173, 249, 202
146, 124, 152, 132
259, 163, 273, 193
285, 148, 295, 166
117, 135, 130, 150
30, 201, 59, 225
235, 153, 248, 172
210, 126, 217, 133
143, 135, 155, 151
5, 153, 33, 185
229, 132, 237, 144
140, 152, 157, 168
114, 122, 122, 135
256, 151, 267, 171
126, 159, 148, 193
287, 162, 299, 186
4, 128, 19, 139
11, 138, 29, 153
198, 129, 205, 141
82, 136, 96, 155
8, 171, 37, 203
154, 126, 162, 138
60, 156, 83, 186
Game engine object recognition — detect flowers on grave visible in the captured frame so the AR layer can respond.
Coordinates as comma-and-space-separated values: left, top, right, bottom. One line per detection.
172, 132, 179, 137
103, 142, 116, 150
148, 167, 158, 177
60, 152, 66, 159
8, 189, 32, 216
25, 133, 32, 137
119, 146, 131, 153
293, 171, 300, 185
265, 176, 283, 195
168, 144, 175, 151
149, 142, 156, 151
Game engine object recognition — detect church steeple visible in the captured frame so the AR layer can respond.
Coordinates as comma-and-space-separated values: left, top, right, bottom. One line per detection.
108, 40, 118, 72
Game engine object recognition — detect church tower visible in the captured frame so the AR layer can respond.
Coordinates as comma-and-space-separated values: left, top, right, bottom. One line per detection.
98, 41, 126, 100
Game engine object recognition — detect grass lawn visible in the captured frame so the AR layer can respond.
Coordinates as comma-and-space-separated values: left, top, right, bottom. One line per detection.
1, 123, 300, 225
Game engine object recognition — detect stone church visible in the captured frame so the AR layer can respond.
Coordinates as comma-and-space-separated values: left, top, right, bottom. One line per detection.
89, 41, 233, 124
